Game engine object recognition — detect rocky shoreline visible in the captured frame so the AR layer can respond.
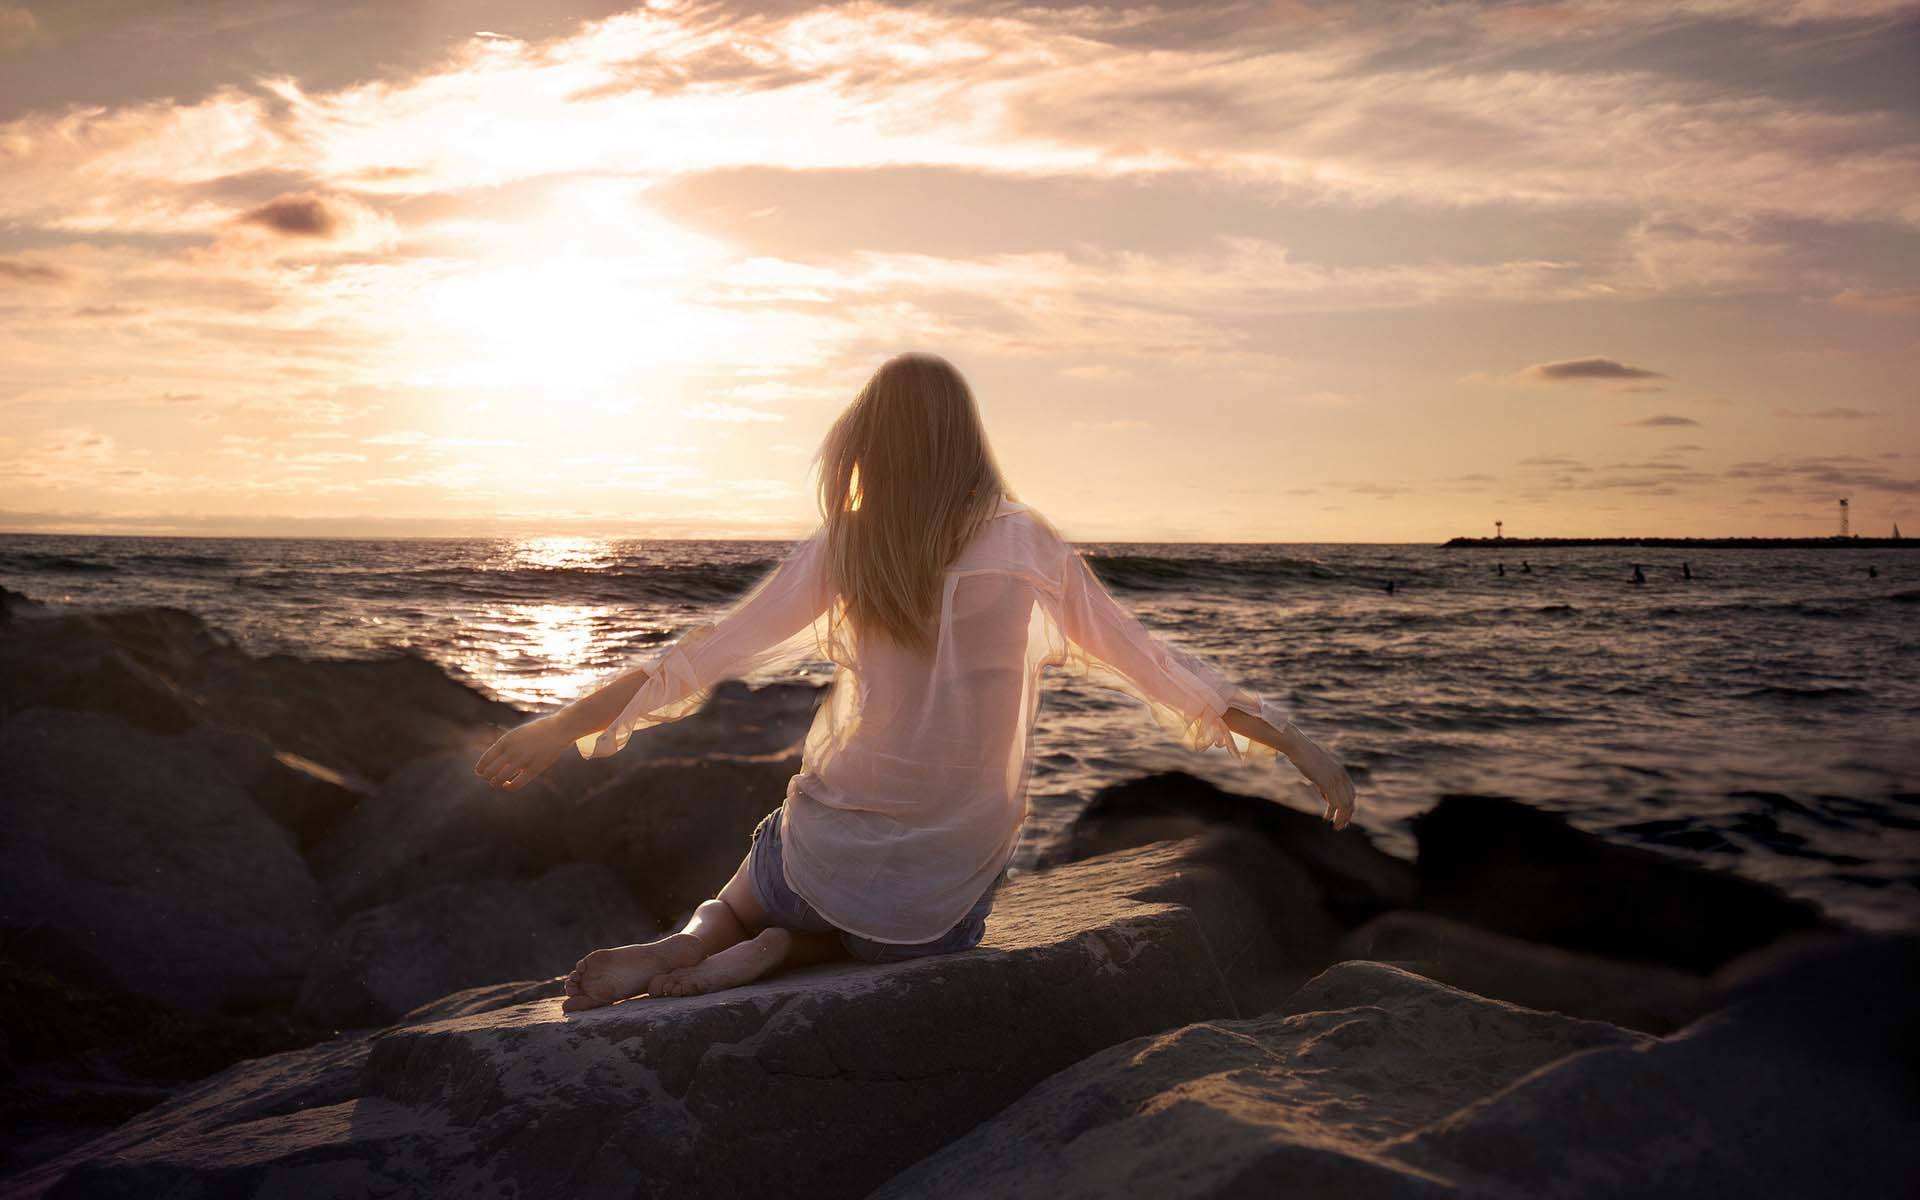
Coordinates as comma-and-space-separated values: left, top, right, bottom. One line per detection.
3, 585, 1914, 1198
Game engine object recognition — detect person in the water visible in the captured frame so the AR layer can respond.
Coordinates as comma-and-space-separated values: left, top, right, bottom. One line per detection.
1496, 562, 1505, 577
1631, 564, 1646, 585
1682, 562, 1692, 580
1520, 560, 1531, 574
1384, 579, 1396, 595
1868, 565, 1878, 579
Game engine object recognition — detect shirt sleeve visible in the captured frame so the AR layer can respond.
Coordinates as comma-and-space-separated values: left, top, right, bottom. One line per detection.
1036, 544, 1292, 763
575, 527, 835, 760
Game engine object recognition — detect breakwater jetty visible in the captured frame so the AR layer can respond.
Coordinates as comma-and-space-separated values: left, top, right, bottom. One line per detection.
1443, 536, 1911, 549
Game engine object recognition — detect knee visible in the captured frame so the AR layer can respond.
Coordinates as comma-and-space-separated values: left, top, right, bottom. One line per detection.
709, 895, 760, 936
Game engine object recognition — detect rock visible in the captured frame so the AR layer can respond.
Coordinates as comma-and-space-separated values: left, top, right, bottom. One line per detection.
1401, 932, 1920, 1198
1046, 769, 1418, 922
178, 723, 371, 853
296, 865, 657, 1029
0, 584, 44, 618
2, 978, 564, 1195
0, 607, 206, 734
0, 708, 328, 1015
0, 598, 526, 783
13, 836, 1296, 1200
310, 684, 819, 922
1413, 793, 1833, 972
1341, 910, 1711, 1033
873, 960, 1643, 1200
556, 754, 809, 926
309, 745, 582, 914
610, 678, 820, 761
192, 647, 528, 785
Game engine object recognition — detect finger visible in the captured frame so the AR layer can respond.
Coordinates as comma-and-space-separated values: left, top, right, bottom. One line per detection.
476, 743, 500, 773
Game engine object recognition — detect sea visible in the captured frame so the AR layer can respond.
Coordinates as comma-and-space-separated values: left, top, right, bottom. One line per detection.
4, 532, 1916, 932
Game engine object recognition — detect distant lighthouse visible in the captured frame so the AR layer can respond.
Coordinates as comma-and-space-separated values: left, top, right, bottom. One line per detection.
1839, 497, 1849, 538
1495, 520, 1504, 540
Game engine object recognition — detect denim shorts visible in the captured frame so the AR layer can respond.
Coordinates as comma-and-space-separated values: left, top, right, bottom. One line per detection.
746, 805, 1001, 964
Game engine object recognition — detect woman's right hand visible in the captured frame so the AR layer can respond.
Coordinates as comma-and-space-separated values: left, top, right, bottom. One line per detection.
1286, 733, 1357, 830
474, 714, 572, 792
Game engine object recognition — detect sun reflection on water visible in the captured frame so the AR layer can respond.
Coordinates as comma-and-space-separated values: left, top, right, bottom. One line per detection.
446, 535, 642, 709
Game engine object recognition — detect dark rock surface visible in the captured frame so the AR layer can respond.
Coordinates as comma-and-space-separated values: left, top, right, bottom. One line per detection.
296, 865, 657, 1028
0, 598, 526, 784
1045, 769, 1418, 922
1340, 910, 1710, 1033
1413, 793, 1834, 972
874, 960, 1642, 1200
1, 707, 328, 1014
876, 937, 1920, 1200
6, 838, 1294, 1200
1400, 932, 1920, 1199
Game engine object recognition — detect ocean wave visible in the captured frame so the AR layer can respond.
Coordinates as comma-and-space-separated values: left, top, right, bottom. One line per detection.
0, 552, 118, 573
1732, 684, 1872, 702
1085, 552, 1339, 592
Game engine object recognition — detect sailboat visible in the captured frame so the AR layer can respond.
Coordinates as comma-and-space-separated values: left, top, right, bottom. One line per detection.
1895, 522, 1903, 540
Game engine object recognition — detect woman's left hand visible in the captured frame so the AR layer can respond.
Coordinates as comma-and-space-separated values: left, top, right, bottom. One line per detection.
474, 715, 571, 791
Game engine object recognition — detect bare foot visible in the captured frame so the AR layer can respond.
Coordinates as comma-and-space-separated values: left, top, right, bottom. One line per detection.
561, 933, 706, 1013
651, 928, 793, 997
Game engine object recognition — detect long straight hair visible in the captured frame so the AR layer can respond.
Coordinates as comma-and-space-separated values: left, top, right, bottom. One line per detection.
812, 353, 1010, 655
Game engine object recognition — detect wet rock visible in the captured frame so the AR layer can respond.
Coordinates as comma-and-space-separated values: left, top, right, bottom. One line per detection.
0, 707, 327, 1015
296, 865, 657, 1029
1341, 910, 1711, 1033
1413, 793, 1833, 972
873, 961, 1642, 1200
13, 837, 1281, 1200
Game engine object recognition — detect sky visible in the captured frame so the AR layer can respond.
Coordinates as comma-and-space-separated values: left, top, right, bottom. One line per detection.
0, 0, 1915, 543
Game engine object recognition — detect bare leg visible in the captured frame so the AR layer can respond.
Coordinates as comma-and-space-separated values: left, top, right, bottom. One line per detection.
561, 851, 772, 1013
649, 875, 851, 997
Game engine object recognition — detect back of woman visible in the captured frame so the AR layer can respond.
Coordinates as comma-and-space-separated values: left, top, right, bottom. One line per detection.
476, 351, 1355, 1008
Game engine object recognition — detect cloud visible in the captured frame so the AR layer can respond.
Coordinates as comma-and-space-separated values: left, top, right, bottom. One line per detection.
1523, 357, 1665, 381
1624, 414, 1701, 427
1725, 454, 1920, 495
237, 193, 349, 238
1828, 288, 1920, 314
1772, 406, 1879, 419
0, 5, 32, 53
687, 401, 784, 423
0, 257, 65, 283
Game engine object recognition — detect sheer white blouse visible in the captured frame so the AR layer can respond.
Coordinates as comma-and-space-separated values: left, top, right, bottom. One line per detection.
575, 496, 1293, 943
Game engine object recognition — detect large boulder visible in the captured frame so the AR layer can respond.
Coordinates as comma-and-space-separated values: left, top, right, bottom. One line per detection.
1413, 793, 1833, 972
0, 597, 528, 784
878, 935, 1920, 1200
308, 745, 579, 914
0, 707, 328, 1015
178, 722, 370, 853
1047, 770, 1417, 924
873, 960, 1643, 1200
1341, 910, 1711, 1034
12, 835, 1313, 1200
1400, 932, 1920, 1198
555, 754, 814, 926
0, 605, 209, 735
1, 977, 567, 1193
296, 865, 658, 1029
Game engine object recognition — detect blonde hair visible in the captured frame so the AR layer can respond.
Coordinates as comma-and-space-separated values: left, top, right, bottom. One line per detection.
812, 352, 1011, 655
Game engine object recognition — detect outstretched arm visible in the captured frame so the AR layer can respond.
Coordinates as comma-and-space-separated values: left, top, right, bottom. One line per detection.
1041, 546, 1357, 827
475, 528, 833, 788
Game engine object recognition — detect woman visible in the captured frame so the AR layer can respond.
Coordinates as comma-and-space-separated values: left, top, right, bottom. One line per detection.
474, 352, 1357, 1011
